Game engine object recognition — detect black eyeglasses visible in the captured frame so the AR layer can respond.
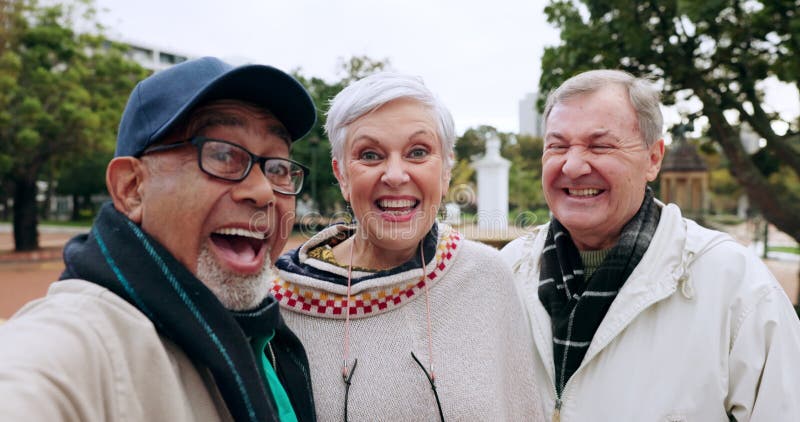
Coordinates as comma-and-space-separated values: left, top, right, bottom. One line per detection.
342, 352, 445, 422
140, 136, 309, 195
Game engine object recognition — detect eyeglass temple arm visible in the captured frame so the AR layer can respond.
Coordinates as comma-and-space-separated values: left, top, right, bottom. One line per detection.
342, 358, 358, 422
411, 351, 445, 422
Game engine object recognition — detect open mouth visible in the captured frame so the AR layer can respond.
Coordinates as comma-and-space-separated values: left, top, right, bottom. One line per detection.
565, 188, 603, 198
376, 198, 420, 216
209, 227, 268, 273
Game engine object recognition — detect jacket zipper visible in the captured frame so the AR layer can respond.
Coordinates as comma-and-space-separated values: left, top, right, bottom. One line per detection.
552, 398, 562, 422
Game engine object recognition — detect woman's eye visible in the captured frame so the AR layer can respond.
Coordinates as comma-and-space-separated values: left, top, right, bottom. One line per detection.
359, 150, 381, 161
408, 148, 429, 159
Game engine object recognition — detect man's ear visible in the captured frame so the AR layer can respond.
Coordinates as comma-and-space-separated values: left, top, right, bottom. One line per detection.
106, 157, 146, 223
645, 138, 665, 182
332, 158, 350, 202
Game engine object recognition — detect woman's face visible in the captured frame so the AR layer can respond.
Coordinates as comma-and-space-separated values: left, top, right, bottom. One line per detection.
333, 98, 450, 257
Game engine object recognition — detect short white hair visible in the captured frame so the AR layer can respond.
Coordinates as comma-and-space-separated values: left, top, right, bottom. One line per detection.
324, 72, 455, 168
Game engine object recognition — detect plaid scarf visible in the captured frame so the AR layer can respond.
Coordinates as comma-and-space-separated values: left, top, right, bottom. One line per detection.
61, 203, 315, 422
539, 188, 660, 396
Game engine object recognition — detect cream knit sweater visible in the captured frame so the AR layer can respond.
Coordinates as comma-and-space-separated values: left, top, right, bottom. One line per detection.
272, 223, 544, 421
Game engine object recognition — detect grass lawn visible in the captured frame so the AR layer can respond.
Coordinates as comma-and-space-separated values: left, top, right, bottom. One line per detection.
768, 245, 800, 255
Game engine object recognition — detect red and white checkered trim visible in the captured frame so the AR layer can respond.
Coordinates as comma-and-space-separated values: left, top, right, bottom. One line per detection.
271, 228, 462, 319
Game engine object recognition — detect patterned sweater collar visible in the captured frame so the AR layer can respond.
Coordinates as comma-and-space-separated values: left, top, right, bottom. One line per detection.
273, 223, 462, 319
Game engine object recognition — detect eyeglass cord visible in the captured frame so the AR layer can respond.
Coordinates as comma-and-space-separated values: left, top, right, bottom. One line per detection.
340, 236, 444, 422
342, 239, 356, 422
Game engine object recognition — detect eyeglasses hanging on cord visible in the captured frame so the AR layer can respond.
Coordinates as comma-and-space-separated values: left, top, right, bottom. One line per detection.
340, 237, 445, 422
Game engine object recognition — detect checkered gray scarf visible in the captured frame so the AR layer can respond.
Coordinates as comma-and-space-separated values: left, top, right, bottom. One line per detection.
539, 188, 660, 396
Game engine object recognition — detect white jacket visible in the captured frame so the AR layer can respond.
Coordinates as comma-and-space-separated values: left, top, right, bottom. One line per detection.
500, 203, 800, 421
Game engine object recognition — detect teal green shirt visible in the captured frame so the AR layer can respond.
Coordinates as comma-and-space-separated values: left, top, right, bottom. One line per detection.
250, 332, 298, 422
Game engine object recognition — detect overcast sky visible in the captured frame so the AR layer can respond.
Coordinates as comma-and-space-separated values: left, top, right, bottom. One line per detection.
94, 0, 561, 135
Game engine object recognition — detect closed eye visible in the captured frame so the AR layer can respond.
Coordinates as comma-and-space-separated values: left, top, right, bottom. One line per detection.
590, 144, 615, 152
546, 144, 569, 151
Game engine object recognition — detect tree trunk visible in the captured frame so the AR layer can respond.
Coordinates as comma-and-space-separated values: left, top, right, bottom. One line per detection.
0, 191, 8, 221
83, 194, 94, 219
13, 178, 39, 251
71, 193, 81, 221
694, 90, 800, 245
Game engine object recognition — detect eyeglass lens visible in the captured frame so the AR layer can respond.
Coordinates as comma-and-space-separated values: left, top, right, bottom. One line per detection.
200, 140, 303, 194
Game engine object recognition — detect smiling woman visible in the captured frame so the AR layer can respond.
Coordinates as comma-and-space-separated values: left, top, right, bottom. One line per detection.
272, 72, 544, 421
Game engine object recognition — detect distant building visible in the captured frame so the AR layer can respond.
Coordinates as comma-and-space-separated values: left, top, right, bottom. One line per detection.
659, 135, 709, 218
121, 40, 192, 72
518, 92, 543, 137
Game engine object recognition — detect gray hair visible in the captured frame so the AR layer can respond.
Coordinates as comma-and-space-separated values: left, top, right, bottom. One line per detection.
324, 72, 456, 168
543, 69, 663, 147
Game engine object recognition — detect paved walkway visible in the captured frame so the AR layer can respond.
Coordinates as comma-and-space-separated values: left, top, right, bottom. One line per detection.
717, 221, 799, 304
1, 222, 798, 319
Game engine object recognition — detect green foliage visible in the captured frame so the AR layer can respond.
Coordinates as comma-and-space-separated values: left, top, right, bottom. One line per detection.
448, 159, 475, 187
55, 146, 109, 198
505, 134, 545, 212
454, 125, 495, 161
0, 0, 147, 249
539, 0, 800, 245
291, 56, 390, 215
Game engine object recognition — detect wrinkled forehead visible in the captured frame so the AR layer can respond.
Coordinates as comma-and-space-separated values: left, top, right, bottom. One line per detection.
176, 99, 292, 147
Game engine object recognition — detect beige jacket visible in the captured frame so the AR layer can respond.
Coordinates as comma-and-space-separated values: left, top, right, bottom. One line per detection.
0, 280, 232, 421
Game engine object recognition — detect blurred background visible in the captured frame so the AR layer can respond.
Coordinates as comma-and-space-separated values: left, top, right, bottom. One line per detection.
1, 0, 798, 319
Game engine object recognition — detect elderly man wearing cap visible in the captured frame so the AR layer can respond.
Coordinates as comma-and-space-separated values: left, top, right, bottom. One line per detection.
0, 57, 317, 422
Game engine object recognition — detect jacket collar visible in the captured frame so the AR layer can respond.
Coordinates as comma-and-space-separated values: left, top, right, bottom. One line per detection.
526, 203, 684, 386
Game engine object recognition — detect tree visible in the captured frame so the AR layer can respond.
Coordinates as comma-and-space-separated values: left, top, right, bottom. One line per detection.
504, 134, 546, 213
291, 55, 390, 215
54, 147, 110, 220
539, 0, 800, 246
0, 0, 147, 250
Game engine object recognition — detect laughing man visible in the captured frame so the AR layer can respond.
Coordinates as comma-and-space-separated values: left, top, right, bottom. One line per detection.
0, 57, 317, 422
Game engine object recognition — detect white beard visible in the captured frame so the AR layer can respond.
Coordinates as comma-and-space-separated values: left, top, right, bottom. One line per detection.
195, 243, 271, 311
